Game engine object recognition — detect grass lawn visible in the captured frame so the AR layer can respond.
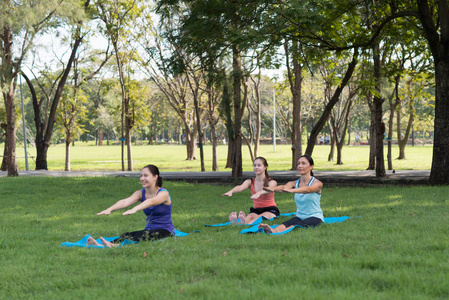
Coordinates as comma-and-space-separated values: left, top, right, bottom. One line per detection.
1, 177, 448, 299
2, 142, 433, 172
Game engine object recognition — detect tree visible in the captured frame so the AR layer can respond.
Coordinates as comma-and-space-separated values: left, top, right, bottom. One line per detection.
57, 69, 89, 171
415, 0, 449, 184
305, 49, 359, 156
95, 0, 141, 171
0, 0, 85, 175
140, 41, 198, 159
156, 0, 271, 177
396, 73, 432, 159
284, 39, 305, 170
58, 44, 111, 171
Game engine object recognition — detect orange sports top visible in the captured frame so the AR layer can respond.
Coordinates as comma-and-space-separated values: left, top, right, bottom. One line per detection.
250, 178, 277, 208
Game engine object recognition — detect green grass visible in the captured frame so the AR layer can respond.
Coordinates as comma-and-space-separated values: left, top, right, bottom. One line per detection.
2, 142, 433, 172
1, 177, 448, 299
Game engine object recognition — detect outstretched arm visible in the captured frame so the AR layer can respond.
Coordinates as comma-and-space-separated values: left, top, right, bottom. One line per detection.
222, 179, 252, 197
122, 190, 170, 215
97, 190, 141, 215
263, 181, 295, 193
283, 180, 322, 194
250, 179, 277, 199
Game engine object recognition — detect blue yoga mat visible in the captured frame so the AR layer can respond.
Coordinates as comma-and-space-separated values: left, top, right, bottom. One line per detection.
61, 229, 196, 248
240, 216, 353, 235
204, 212, 296, 227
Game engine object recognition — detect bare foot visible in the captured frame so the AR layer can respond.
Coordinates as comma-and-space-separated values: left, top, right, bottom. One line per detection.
258, 223, 273, 233
238, 211, 247, 224
100, 237, 117, 248
229, 212, 238, 224
86, 236, 102, 246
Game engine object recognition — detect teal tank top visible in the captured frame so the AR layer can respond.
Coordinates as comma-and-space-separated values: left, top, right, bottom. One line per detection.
294, 177, 324, 221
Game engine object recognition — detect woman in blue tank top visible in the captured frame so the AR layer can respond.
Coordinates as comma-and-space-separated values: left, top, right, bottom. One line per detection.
86, 164, 174, 247
258, 155, 324, 233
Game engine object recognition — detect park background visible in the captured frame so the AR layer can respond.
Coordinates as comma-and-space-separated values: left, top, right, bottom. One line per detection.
1, 1, 448, 298
2, 0, 446, 184
0, 143, 434, 172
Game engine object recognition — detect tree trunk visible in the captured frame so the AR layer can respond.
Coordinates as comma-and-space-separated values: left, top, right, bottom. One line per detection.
417, 0, 449, 184
242, 135, 255, 162
285, 40, 303, 170
35, 140, 49, 170
65, 135, 71, 171
371, 41, 386, 177
1, 145, 8, 171
387, 77, 400, 170
224, 138, 233, 169
328, 137, 335, 162
3, 88, 18, 176
429, 57, 449, 183
126, 117, 133, 171
98, 125, 103, 146
184, 126, 197, 160
305, 48, 358, 156
211, 122, 218, 171
328, 118, 335, 162
397, 99, 415, 160
335, 99, 353, 165
1, 26, 18, 176
231, 45, 243, 177
254, 78, 261, 159
193, 90, 205, 171
208, 88, 219, 172
336, 140, 343, 164
367, 99, 376, 170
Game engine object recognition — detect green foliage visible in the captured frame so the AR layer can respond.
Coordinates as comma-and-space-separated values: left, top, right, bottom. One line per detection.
0, 0, 85, 32
1, 177, 448, 298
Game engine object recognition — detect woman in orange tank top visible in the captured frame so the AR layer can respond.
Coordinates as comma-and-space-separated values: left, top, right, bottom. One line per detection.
222, 157, 280, 224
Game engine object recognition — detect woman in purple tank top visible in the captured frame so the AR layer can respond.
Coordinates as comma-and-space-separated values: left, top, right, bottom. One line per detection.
86, 164, 174, 247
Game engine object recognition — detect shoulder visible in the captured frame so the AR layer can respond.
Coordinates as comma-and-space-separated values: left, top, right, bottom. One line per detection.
242, 179, 252, 186
135, 189, 144, 195
157, 188, 170, 196
156, 188, 171, 204
131, 189, 143, 200
311, 177, 322, 186
310, 178, 323, 192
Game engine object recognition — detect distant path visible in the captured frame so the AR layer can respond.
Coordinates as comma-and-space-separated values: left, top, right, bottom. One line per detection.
0, 169, 431, 186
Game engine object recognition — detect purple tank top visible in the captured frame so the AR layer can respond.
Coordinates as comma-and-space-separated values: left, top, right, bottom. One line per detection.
141, 188, 174, 233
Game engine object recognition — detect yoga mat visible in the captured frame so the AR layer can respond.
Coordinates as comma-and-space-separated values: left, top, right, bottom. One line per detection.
204, 215, 276, 227
240, 216, 353, 235
61, 229, 196, 248
204, 212, 297, 227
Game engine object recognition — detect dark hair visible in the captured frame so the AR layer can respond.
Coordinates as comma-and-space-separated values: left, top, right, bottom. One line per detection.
143, 164, 162, 187
299, 154, 315, 176
254, 156, 270, 187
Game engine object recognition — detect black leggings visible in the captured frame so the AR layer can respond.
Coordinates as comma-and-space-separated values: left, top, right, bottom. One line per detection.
282, 216, 323, 228
112, 229, 173, 243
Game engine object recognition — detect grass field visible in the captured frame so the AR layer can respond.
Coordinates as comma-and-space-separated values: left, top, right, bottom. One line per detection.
1, 142, 433, 172
1, 177, 448, 299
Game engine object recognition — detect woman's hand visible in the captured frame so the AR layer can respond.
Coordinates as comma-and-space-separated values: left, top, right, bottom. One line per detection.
122, 208, 138, 215
97, 209, 112, 215
250, 193, 261, 200
222, 191, 233, 197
